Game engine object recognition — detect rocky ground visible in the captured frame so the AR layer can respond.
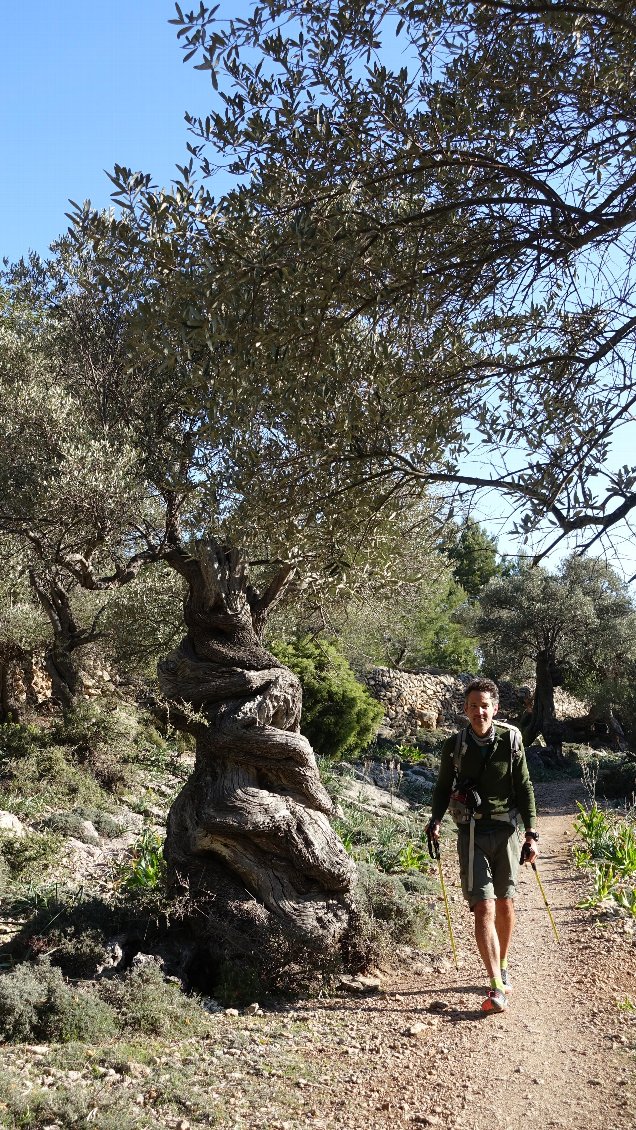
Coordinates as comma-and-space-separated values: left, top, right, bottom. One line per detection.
1, 778, 634, 1129
287, 778, 636, 1130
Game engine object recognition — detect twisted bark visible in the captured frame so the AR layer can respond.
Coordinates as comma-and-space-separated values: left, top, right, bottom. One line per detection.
159, 543, 356, 950
522, 649, 562, 750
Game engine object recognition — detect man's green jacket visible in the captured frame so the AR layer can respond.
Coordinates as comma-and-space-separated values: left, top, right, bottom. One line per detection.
430, 723, 537, 831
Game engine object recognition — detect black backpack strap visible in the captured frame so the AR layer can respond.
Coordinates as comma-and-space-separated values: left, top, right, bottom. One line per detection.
452, 726, 468, 781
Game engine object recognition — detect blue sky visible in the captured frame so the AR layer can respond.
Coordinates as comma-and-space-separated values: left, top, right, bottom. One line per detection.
1, 1, 232, 263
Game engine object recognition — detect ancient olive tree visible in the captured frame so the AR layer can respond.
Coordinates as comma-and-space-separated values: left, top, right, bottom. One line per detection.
1, 236, 461, 964
44, 0, 636, 965
471, 556, 636, 744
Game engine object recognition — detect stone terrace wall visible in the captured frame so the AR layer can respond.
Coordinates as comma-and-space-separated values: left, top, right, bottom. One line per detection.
363, 668, 587, 741
3, 650, 119, 715
363, 668, 473, 739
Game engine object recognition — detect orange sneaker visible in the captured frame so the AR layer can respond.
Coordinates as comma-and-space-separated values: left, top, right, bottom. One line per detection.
481, 988, 507, 1014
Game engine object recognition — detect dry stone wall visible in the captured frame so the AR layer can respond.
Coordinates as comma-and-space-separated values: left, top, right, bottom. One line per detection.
3, 650, 119, 716
363, 668, 473, 738
363, 667, 587, 740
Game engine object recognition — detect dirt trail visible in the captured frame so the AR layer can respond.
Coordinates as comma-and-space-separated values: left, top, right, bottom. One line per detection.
294, 779, 636, 1130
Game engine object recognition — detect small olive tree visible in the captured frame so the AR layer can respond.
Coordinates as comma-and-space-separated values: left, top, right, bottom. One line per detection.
471, 556, 636, 744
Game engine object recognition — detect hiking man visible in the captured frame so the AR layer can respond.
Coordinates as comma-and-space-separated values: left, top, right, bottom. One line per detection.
426, 677, 538, 1014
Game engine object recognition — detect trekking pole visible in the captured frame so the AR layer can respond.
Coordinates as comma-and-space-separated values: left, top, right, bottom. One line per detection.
427, 826, 460, 971
520, 842, 560, 944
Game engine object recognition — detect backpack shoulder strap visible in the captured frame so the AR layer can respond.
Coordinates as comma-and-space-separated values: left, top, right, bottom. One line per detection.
493, 723, 523, 810
453, 726, 468, 779
494, 721, 522, 762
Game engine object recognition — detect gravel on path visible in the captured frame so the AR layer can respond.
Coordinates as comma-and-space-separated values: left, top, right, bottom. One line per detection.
290, 779, 636, 1130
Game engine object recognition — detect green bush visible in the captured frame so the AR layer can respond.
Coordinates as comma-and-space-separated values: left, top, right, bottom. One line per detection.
40, 926, 111, 980
99, 963, 210, 1036
0, 721, 41, 762
0, 1082, 142, 1130
0, 829, 63, 882
350, 861, 435, 964
0, 741, 109, 814
270, 636, 383, 760
0, 959, 210, 1044
52, 700, 140, 792
53, 699, 137, 750
0, 961, 117, 1043
43, 806, 124, 840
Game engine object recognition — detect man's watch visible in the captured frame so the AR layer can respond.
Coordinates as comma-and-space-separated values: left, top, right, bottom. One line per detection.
525, 830, 539, 842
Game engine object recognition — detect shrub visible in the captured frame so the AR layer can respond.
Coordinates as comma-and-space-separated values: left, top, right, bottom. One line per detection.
270, 636, 383, 760
0, 721, 41, 762
98, 963, 210, 1036
53, 700, 138, 792
13, 890, 115, 978
43, 806, 124, 840
0, 961, 117, 1043
353, 860, 435, 957
36, 926, 111, 980
0, 829, 63, 881
0, 1083, 142, 1130
53, 699, 137, 750
0, 742, 107, 813
0, 959, 210, 1044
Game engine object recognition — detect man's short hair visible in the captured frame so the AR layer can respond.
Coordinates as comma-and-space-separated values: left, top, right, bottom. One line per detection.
464, 677, 499, 703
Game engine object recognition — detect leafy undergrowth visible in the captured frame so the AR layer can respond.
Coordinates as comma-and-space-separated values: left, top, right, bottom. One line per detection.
1, 705, 635, 1127
0, 962, 212, 1045
574, 799, 636, 916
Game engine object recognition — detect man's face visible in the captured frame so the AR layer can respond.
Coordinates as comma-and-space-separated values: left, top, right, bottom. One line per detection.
465, 691, 498, 736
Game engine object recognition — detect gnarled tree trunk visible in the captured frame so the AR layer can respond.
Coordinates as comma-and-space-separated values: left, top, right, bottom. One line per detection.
523, 649, 562, 750
29, 570, 104, 716
159, 543, 356, 968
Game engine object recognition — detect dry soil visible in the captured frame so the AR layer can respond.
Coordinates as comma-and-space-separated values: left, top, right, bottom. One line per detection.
291, 779, 636, 1130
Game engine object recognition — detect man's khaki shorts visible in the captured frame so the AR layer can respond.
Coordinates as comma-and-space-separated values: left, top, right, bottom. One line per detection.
457, 824, 520, 909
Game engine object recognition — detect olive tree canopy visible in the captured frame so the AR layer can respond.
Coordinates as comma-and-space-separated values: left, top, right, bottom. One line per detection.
75, 0, 636, 559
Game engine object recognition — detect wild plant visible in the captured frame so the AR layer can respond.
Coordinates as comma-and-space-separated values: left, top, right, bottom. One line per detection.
611, 823, 636, 875
580, 756, 599, 804
573, 802, 614, 861
574, 799, 636, 912
394, 743, 424, 763
373, 757, 403, 809
579, 862, 618, 908
116, 827, 166, 892
614, 887, 636, 917
398, 841, 428, 871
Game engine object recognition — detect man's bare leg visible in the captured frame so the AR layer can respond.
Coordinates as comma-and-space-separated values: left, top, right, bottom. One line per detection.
473, 899, 500, 980
475, 899, 509, 1012
495, 897, 515, 966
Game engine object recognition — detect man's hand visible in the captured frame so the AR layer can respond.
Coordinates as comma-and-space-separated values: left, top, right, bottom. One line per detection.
426, 818, 441, 841
521, 831, 539, 864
